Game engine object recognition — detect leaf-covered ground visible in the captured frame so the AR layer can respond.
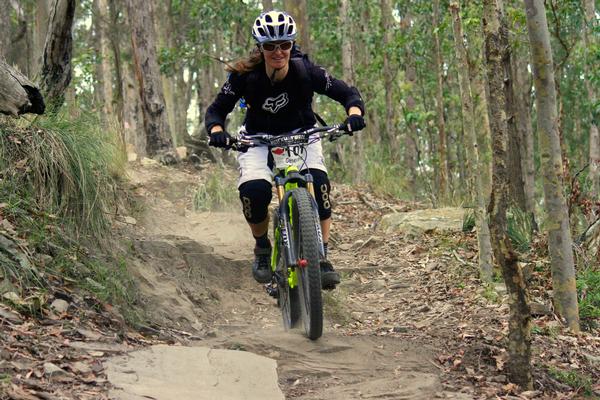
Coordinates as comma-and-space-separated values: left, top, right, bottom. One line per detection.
1, 162, 599, 399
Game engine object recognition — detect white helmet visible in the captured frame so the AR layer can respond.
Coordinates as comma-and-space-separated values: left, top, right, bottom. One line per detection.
252, 10, 297, 44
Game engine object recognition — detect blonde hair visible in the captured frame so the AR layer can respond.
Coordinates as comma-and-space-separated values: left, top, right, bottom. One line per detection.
225, 47, 264, 74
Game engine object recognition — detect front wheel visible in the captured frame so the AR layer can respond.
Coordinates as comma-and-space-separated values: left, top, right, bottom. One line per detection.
290, 188, 323, 340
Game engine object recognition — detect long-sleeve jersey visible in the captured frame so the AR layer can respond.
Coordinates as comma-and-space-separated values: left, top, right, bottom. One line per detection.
204, 54, 365, 135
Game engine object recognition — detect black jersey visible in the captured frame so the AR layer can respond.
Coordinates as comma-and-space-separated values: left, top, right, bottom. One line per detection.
204, 55, 364, 135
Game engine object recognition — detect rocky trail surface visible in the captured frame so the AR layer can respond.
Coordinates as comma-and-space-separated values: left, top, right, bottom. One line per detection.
103, 163, 463, 400
2, 162, 598, 399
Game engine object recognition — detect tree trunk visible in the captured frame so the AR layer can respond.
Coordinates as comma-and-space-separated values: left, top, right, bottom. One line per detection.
40, 0, 75, 111
0, 59, 45, 116
340, 0, 364, 182
524, 0, 580, 332
283, 0, 310, 55
5, 1, 31, 76
483, 0, 533, 389
405, 55, 419, 196
93, 0, 113, 118
0, 6, 11, 57
474, 60, 494, 200
450, 1, 494, 282
108, 0, 124, 128
33, 0, 50, 76
381, 0, 400, 161
583, 0, 599, 199
433, 0, 449, 201
126, 0, 174, 158
123, 56, 145, 157
261, 0, 274, 10
513, 53, 537, 226
341, 0, 353, 86
505, 51, 527, 211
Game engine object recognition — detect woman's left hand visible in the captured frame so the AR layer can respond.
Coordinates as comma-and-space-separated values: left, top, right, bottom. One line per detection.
344, 114, 366, 133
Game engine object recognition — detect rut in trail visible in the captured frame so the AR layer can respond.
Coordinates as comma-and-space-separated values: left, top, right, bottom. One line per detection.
105, 164, 472, 400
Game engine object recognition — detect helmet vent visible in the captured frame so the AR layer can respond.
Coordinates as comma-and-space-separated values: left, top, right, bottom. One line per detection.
252, 10, 297, 43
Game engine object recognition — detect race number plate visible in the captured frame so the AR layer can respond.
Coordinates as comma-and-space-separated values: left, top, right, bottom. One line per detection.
271, 145, 307, 170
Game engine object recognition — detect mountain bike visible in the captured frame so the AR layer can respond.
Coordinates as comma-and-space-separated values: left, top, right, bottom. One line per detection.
230, 124, 348, 340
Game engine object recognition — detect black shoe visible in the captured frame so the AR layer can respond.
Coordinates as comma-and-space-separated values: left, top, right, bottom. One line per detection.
253, 246, 272, 283
320, 259, 340, 290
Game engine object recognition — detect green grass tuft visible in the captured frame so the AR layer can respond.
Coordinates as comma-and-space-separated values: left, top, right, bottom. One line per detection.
507, 207, 533, 252
0, 113, 140, 323
193, 170, 238, 211
0, 112, 124, 239
462, 210, 476, 232
577, 266, 600, 330
548, 367, 594, 396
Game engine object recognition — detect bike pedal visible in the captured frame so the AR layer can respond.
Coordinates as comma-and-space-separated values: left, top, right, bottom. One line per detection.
322, 283, 337, 291
265, 283, 279, 298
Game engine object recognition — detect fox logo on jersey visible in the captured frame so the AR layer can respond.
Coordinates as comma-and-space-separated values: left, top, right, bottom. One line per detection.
262, 93, 289, 114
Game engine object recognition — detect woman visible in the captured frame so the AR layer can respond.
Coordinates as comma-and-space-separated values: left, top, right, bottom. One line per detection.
206, 10, 366, 289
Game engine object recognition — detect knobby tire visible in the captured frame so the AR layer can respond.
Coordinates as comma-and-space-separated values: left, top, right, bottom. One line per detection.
290, 188, 323, 340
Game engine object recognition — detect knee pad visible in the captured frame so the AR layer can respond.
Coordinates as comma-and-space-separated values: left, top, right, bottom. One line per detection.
307, 169, 332, 220
238, 179, 272, 224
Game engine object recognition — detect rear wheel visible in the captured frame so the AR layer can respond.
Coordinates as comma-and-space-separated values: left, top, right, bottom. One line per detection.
290, 188, 323, 340
273, 210, 300, 329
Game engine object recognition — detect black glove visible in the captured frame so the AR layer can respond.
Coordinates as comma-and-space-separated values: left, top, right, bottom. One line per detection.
209, 130, 233, 149
343, 114, 366, 133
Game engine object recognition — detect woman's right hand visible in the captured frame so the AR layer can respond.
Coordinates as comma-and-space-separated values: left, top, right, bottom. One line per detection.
209, 130, 233, 149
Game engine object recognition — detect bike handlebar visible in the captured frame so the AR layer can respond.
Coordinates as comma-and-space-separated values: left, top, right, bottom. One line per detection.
232, 124, 350, 152
211, 124, 351, 152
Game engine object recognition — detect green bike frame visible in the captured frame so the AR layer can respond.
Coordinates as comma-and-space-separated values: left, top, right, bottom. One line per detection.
271, 165, 324, 290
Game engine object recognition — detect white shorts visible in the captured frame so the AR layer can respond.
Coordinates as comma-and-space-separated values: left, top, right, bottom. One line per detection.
237, 133, 328, 188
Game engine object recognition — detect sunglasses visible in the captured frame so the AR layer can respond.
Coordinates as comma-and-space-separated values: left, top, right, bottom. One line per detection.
261, 41, 293, 52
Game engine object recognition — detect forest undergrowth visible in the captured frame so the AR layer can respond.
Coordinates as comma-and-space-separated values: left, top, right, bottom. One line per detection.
0, 114, 144, 329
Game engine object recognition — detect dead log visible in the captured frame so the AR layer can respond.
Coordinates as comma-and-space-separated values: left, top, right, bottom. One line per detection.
0, 58, 45, 116
184, 134, 219, 164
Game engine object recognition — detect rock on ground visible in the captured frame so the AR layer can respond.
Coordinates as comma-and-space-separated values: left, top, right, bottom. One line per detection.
380, 207, 466, 235
105, 345, 284, 400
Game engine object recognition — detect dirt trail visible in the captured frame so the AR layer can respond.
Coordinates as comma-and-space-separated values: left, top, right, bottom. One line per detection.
105, 163, 473, 400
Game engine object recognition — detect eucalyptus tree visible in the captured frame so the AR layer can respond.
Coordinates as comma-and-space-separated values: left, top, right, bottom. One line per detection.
41, 0, 76, 110
583, 0, 599, 199
524, 0, 580, 332
125, 0, 174, 158
433, 0, 449, 200
0, 6, 11, 57
482, 0, 532, 389
449, 1, 493, 282
92, 0, 113, 118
